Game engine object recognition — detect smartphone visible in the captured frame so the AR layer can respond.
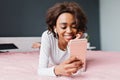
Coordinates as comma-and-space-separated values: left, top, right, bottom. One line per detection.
69, 38, 87, 72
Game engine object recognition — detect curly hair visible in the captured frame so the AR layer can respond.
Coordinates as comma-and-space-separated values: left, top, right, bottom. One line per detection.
46, 1, 87, 37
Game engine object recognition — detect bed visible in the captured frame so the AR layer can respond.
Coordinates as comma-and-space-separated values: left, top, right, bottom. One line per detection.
0, 51, 120, 80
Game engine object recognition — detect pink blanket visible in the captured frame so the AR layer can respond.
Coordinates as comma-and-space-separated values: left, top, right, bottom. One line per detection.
0, 51, 120, 80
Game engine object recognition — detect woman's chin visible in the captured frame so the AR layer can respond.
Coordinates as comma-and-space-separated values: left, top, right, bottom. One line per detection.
65, 39, 72, 42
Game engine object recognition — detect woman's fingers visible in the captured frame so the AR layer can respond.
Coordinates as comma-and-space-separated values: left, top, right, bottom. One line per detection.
76, 34, 81, 39
68, 68, 78, 74
75, 32, 83, 39
65, 60, 83, 69
59, 56, 84, 76
63, 56, 80, 64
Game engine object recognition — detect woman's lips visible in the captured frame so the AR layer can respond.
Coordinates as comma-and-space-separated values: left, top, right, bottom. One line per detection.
64, 35, 73, 40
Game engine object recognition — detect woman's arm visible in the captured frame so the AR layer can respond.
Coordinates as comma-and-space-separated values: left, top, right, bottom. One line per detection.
38, 31, 83, 76
38, 31, 56, 76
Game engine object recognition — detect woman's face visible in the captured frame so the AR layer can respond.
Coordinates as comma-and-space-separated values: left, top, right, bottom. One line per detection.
55, 13, 79, 43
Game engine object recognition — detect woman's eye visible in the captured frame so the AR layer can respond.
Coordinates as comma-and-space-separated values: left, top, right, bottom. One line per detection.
72, 25, 77, 28
61, 26, 66, 29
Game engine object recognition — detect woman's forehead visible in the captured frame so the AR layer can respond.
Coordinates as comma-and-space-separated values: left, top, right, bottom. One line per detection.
56, 13, 75, 24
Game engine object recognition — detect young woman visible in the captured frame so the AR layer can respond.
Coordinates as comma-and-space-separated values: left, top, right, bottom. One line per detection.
38, 1, 87, 76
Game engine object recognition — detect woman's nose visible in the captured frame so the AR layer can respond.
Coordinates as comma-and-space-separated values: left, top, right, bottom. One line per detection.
66, 27, 72, 33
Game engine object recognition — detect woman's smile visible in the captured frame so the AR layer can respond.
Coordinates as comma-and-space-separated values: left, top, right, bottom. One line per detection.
64, 34, 74, 40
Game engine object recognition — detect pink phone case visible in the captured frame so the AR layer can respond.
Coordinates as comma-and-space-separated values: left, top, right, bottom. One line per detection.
69, 39, 87, 72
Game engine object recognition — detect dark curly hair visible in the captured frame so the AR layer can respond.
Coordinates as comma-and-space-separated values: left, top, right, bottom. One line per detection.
46, 1, 87, 37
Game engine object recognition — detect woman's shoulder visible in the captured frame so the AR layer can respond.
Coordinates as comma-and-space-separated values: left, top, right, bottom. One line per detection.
42, 30, 52, 36
41, 30, 54, 39
41, 30, 56, 46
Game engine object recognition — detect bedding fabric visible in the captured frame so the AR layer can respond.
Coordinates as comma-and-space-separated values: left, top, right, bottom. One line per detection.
0, 51, 120, 80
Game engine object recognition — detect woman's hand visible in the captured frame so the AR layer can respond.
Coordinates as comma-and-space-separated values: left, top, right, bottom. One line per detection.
54, 56, 83, 76
75, 32, 83, 39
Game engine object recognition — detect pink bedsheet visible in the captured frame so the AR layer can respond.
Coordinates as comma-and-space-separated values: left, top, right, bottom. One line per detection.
0, 51, 120, 80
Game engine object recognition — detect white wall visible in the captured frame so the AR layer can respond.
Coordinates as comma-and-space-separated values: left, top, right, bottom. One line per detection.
100, 0, 120, 51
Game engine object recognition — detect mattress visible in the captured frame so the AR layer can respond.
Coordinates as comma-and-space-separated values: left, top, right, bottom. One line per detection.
0, 51, 120, 80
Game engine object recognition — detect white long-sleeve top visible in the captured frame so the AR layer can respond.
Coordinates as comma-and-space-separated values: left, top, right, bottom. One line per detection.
38, 30, 70, 76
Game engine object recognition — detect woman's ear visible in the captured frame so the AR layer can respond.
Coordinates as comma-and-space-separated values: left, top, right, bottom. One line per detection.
54, 26, 57, 33
54, 29, 57, 33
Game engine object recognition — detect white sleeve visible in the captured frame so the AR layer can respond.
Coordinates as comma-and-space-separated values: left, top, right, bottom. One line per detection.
38, 31, 56, 76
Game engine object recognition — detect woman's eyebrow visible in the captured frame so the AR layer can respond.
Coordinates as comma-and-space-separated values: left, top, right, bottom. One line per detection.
72, 21, 76, 24
59, 22, 76, 25
59, 23, 67, 25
